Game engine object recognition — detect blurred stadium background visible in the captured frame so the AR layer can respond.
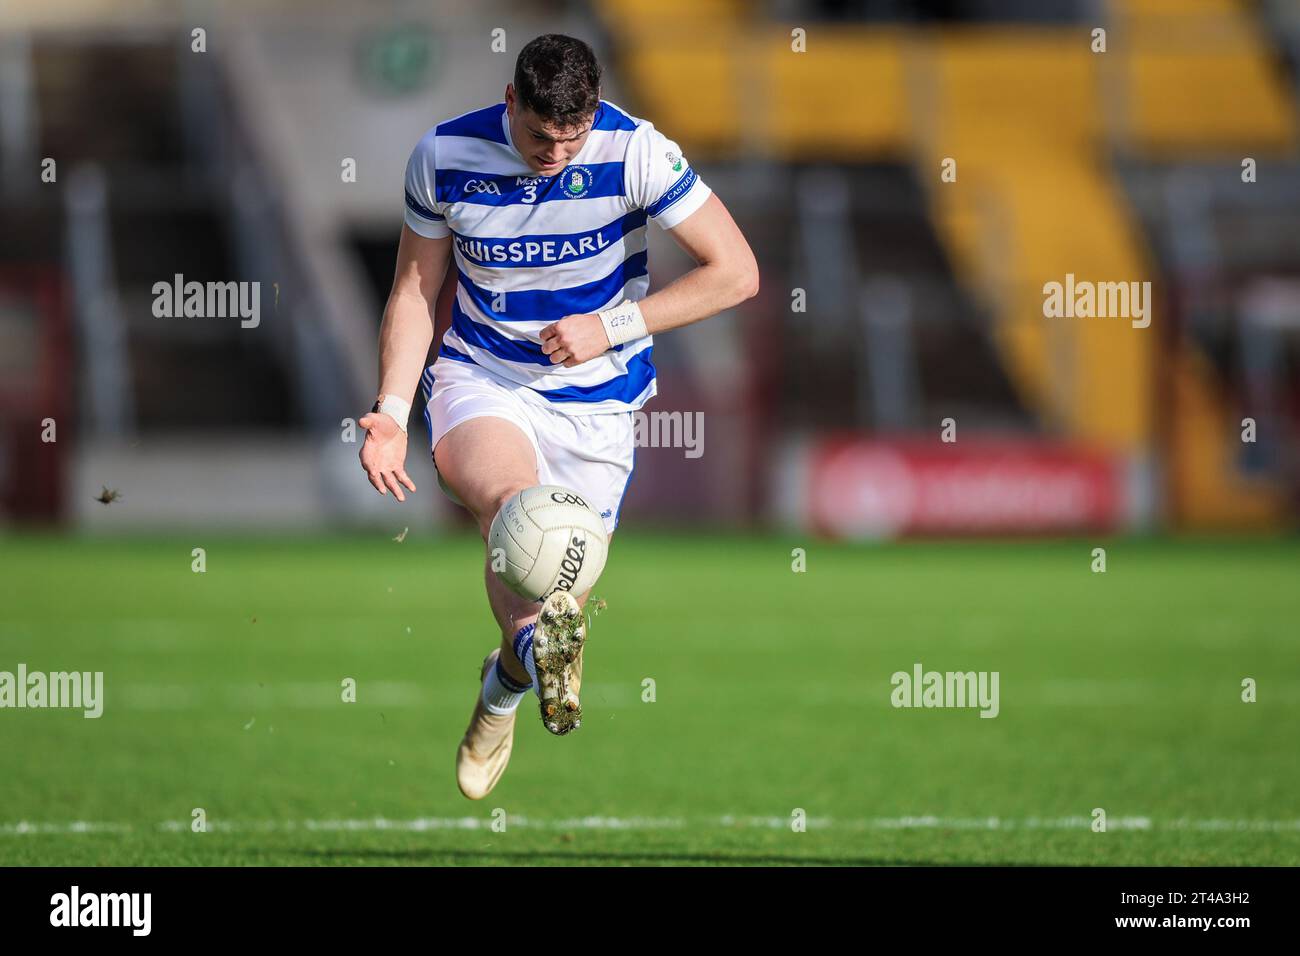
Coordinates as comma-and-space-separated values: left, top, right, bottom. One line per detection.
2, 0, 1300, 867
4, 0, 1300, 537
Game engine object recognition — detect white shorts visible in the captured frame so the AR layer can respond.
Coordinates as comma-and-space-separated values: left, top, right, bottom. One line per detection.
423, 357, 636, 534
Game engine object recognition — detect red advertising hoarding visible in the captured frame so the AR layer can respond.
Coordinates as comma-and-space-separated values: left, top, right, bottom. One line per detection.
803, 437, 1126, 538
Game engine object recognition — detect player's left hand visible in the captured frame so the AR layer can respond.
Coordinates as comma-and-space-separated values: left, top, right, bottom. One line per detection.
539, 314, 611, 367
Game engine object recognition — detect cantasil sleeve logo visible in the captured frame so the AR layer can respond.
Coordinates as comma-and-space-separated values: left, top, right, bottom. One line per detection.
666, 151, 683, 172
562, 165, 593, 198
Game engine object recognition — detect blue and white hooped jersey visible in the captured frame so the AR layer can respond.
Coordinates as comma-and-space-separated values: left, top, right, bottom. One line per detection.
402, 99, 712, 415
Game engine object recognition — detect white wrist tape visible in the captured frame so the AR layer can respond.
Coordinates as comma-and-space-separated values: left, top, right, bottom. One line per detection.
597, 300, 648, 348
376, 395, 411, 433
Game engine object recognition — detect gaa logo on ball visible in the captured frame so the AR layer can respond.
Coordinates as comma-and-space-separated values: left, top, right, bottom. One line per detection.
488, 485, 609, 601
549, 491, 588, 506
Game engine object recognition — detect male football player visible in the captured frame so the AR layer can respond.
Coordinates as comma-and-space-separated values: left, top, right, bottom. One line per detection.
357, 34, 758, 799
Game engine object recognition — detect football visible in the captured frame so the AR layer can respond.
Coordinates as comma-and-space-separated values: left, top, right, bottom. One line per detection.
488, 485, 609, 601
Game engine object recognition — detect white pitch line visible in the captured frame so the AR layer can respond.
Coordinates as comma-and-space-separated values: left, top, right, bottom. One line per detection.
4, 816, 1300, 836
153, 815, 689, 833
113, 681, 431, 710
0, 821, 132, 835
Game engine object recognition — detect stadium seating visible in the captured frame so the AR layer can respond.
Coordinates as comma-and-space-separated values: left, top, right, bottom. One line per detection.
595, 0, 1299, 526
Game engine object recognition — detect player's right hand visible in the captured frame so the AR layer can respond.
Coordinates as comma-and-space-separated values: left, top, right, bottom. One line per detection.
358, 413, 417, 502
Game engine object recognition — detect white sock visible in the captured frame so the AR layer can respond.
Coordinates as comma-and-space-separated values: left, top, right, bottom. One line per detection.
482, 654, 530, 715
511, 623, 540, 698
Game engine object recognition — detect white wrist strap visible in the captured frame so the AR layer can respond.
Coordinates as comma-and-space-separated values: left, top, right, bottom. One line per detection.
597, 300, 648, 348
377, 395, 411, 433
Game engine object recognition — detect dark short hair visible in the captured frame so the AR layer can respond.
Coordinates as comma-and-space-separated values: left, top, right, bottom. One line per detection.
513, 34, 602, 128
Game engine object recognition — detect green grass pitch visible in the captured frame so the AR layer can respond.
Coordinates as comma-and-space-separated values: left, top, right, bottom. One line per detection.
0, 532, 1296, 866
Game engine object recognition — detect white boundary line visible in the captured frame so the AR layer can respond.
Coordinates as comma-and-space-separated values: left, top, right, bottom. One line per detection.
4, 815, 1300, 836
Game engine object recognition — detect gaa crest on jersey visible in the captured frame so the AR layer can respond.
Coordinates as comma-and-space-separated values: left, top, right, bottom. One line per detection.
561, 164, 593, 198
